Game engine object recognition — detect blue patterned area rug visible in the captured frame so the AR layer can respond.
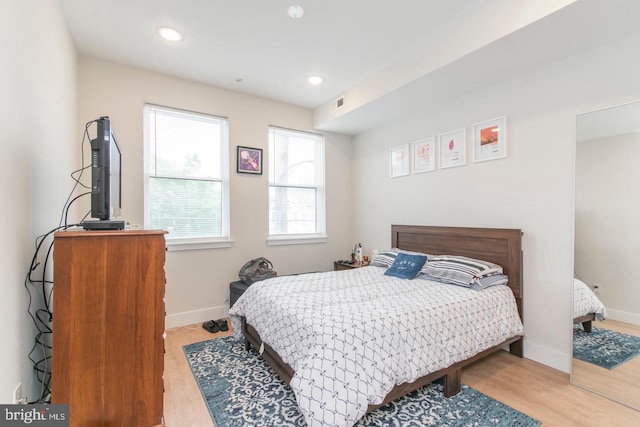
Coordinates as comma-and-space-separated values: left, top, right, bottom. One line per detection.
573, 325, 640, 370
183, 336, 540, 427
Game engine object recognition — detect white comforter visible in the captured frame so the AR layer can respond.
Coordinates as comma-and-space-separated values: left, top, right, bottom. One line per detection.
573, 278, 607, 320
228, 266, 525, 427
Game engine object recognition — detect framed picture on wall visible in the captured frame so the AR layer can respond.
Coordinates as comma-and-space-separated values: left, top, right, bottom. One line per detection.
237, 146, 263, 174
412, 137, 436, 173
438, 128, 466, 169
473, 116, 507, 162
390, 144, 410, 178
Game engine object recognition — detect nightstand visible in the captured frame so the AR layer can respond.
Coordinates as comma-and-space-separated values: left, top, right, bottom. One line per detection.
230, 280, 251, 307
334, 261, 362, 271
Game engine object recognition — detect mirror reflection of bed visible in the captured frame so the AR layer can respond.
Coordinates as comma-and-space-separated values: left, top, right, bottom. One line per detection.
573, 100, 640, 411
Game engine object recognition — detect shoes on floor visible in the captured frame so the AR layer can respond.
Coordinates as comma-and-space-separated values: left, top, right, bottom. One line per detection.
202, 319, 229, 333
215, 319, 229, 331
202, 320, 219, 333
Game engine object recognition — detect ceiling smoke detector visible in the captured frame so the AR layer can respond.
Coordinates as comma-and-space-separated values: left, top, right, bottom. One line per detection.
287, 5, 305, 19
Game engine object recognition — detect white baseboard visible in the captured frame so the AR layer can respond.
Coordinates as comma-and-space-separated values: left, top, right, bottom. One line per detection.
606, 308, 640, 326
524, 339, 571, 374
165, 305, 229, 330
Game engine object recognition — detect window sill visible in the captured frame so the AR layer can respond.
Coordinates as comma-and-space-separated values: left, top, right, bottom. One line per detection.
166, 238, 233, 252
267, 235, 328, 246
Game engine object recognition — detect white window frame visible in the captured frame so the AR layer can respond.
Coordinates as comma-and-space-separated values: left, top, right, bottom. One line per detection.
143, 104, 231, 251
267, 126, 327, 246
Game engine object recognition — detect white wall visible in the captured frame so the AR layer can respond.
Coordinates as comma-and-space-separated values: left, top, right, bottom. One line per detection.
76, 58, 354, 328
350, 33, 640, 373
575, 132, 640, 324
0, 0, 77, 403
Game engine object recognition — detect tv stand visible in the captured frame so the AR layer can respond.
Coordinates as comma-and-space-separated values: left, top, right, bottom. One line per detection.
81, 219, 125, 230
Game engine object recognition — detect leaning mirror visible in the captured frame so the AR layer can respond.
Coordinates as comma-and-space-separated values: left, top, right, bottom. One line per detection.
572, 100, 640, 410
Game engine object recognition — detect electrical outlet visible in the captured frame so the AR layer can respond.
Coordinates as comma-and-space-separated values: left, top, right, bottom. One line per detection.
12, 382, 22, 404
593, 283, 602, 295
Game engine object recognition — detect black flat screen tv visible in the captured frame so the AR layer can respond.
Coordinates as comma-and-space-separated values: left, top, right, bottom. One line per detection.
82, 116, 125, 230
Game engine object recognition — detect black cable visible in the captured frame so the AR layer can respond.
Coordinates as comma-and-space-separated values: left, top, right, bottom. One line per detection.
59, 120, 95, 228
25, 224, 81, 403
63, 191, 91, 228
26, 119, 98, 403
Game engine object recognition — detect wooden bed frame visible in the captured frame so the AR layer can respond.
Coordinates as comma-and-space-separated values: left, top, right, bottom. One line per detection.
574, 313, 595, 332
241, 224, 524, 410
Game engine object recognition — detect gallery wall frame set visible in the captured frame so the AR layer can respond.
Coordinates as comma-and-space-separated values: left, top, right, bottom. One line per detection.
412, 137, 436, 174
438, 128, 466, 169
472, 116, 507, 162
389, 116, 507, 177
390, 144, 410, 178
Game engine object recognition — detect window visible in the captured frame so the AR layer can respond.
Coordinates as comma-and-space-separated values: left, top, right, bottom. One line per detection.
144, 105, 230, 249
268, 126, 326, 244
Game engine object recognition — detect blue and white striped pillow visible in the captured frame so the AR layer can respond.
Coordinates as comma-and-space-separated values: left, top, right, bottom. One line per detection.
370, 248, 431, 269
471, 274, 509, 290
422, 255, 503, 287
369, 249, 399, 268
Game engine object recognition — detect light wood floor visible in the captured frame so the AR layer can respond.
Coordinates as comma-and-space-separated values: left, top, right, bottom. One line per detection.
163, 321, 640, 427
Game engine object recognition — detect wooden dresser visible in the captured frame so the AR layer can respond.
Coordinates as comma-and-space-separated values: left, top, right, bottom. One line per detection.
52, 230, 166, 427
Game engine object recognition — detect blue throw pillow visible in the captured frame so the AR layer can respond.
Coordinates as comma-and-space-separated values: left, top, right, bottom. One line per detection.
384, 253, 428, 280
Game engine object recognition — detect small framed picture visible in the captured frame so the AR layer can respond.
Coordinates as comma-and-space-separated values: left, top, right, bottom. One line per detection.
412, 137, 436, 173
390, 144, 410, 178
237, 146, 262, 174
473, 116, 507, 162
438, 128, 466, 169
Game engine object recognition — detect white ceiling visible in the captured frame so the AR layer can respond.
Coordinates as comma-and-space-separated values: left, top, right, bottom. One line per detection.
59, 0, 640, 135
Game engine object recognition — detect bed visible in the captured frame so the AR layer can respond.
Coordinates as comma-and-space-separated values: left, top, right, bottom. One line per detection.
228, 225, 525, 426
573, 277, 607, 332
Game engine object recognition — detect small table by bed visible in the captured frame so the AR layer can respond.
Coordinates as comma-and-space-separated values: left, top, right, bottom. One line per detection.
333, 260, 361, 271
229, 280, 251, 307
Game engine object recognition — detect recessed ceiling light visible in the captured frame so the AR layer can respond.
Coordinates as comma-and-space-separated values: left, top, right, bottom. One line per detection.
287, 5, 305, 19
158, 26, 183, 42
308, 76, 323, 85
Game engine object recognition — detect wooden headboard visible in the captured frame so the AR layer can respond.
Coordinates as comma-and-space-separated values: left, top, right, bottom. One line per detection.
391, 225, 523, 316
